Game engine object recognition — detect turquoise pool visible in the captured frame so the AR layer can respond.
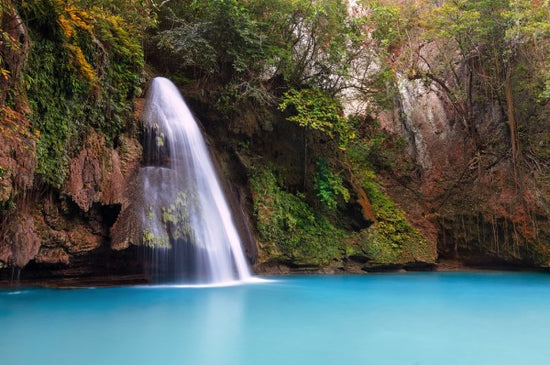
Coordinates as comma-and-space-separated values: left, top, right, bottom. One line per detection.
1, 273, 549, 364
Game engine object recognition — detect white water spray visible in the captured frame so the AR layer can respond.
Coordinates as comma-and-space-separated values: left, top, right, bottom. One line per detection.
139, 77, 251, 284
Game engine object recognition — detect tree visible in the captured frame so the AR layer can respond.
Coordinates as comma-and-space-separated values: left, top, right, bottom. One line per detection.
150, 0, 374, 114
424, 0, 549, 181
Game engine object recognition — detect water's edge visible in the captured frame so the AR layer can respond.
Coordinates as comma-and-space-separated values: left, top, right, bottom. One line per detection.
1, 260, 549, 289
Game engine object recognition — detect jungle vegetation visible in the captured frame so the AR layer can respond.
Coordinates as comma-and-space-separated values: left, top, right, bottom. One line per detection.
0, 0, 548, 267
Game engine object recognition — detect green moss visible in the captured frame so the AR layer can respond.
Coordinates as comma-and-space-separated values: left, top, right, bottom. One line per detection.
19, 0, 145, 188
160, 191, 198, 243
350, 174, 434, 265
142, 229, 170, 249
250, 167, 347, 266
141, 190, 200, 248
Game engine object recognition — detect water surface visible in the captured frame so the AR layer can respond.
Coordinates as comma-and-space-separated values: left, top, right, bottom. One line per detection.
1, 272, 549, 364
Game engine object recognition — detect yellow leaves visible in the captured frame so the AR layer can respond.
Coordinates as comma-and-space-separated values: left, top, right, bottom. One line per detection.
67, 7, 93, 28
58, 14, 75, 38
59, 11, 92, 39
0, 107, 36, 142
54, 4, 102, 90
57, 2, 94, 40
56, 2, 142, 68
106, 15, 123, 27
65, 44, 98, 87
0, 68, 10, 79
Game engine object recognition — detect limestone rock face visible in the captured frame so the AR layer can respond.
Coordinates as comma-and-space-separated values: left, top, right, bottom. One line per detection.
0, 3, 145, 275
376, 57, 550, 267
0, 130, 142, 269
35, 247, 70, 265
0, 111, 37, 204
63, 131, 142, 213
0, 212, 40, 267
109, 169, 148, 251
28, 132, 143, 266
65, 225, 103, 254
117, 135, 143, 180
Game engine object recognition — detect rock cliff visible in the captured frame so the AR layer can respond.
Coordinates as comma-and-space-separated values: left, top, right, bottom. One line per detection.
377, 66, 549, 268
0, 1, 145, 281
1, 0, 548, 284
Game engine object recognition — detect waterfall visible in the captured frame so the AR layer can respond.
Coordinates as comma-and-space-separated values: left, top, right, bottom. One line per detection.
138, 77, 251, 284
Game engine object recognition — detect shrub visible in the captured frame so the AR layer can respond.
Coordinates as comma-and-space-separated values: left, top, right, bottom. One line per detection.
250, 167, 347, 266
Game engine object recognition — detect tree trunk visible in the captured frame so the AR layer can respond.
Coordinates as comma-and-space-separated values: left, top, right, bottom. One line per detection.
505, 68, 519, 186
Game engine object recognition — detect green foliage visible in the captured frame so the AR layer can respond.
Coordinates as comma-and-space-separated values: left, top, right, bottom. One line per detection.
279, 88, 354, 149
425, 0, 550, 178
250, 167, 347, 266
17, 0, 147, 187
502, 0, 550, 102
249, 162, 432, 266
153, 0, 276, 112
313, 158, 349, 210
25, 40, 79, 187
155, 0, 259, 73
430, 0, 549, 53
350, 171, 434, 265
347, 121, 411, 174
427, 0, 549, 105
430, 0, 485, 46
368, 3, 404, 51
345, 133, 433, 265
152, 0, 372, 114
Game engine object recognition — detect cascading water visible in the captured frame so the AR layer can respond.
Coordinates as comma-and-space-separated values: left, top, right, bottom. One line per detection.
138, 77, 251, 284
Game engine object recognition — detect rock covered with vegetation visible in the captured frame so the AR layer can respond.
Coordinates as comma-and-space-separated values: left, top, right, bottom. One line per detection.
0, 0, 548, 279
148, 0, 549, 270
0, 0, 149, 272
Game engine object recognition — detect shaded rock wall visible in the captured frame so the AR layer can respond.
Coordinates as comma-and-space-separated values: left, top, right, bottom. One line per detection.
378, 61, 550, 268
0, 129, 142, 272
